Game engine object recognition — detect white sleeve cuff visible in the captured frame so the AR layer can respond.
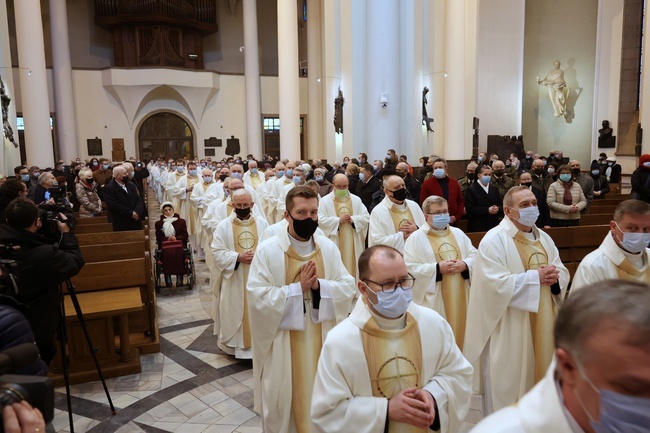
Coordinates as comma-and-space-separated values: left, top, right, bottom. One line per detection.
312, 279, 335, 322
509, 270, 541, 312
279, 283, 305, 330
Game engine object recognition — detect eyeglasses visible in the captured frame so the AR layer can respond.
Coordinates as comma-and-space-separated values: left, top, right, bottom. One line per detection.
425, 211, 449, 216
363, 273, 416, 293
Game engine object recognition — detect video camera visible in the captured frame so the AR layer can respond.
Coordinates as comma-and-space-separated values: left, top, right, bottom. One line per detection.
0, 244, 20, 297
0, 344, 54, 432
38, 187, 76, 240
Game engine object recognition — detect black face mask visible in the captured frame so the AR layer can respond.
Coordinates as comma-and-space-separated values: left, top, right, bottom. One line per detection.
391, 188, 407, 201
467, 172, 476, 181
219, 174, 228, 182
534, 168, 545, 175
289, 213, 319, 239
572, 168, 581, 175
235, 207, 251, 219
494, 169, 504, 176
520, 182, 532, 188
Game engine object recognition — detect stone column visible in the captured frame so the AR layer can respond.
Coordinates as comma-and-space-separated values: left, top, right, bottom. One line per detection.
50, 0, 79, 162
277, 0, 301, 161
443, 0, 466, 160
14, 0, 54, 167
307, 0, 324, 160
0, 0, 21, 172
365, 0, 400, 159
243, 0, 263, 159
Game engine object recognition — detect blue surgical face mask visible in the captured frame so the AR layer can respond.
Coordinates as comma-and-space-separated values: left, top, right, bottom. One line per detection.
364, 283, 412, 319
130, 171, 135, 178
189, 169, 197, 176
103, 164, 110, 170
21, 174, 30, 182
292, 176, 302, 184
559, 173, 572, 182
431, 213, 450, 230
286, 169, 294, 177
592, 170, 600, 176
512, 206, 539, 227
615, 222, 650, 254
203, 176, 212, 183
315, 176, 324, 182
231, 172, 243, 180
177, 166, 184, 173
277, 170, 285, 178
480, 175, 491, 185
576, 363, 650, 433
433, 168, 446, 179
250, 168, 258, 174
359, 172, 365, 181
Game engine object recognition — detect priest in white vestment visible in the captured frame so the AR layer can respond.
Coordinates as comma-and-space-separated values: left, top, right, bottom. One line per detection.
572, 199, 650, 291
242, 160, 266, 190
202, 167, 231, 206
264, 162, 288, 223
405, 196, 477, 350
318, 174, 370, 281
164, 162, 184, 204
189, 168, 214, 260
212, 189, 268, 358
173, 162, 200, 238
311, 245, 473, 433
369, 175, 426, 252
247, 186, 355, 433
472, 279, 650, 433
464, 186, 569, 415
276, 165, 307, 222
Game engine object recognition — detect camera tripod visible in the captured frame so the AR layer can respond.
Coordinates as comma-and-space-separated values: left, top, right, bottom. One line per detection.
58, 278, 115, 433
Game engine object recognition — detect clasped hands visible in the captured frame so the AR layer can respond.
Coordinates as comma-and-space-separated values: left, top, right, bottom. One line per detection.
439, 260, 467, 275
400, 221, 418, 239
238, 250, 255, 265
339, 214, 352, 225
299, 260, 319, 292
388, 388, 436, 429
537, 265, 559, 286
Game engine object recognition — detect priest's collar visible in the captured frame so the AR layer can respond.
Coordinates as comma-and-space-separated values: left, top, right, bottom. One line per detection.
362, 297, 407, 330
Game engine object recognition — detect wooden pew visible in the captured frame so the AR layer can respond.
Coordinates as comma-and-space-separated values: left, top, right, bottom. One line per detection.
80, 241, 147, 263
588, 204, 617, 215
76, 230, 147, 246
76, 215, 109, 225
581, 214, 612, 225
53, 255, 158, 385
73, 223, 114, 234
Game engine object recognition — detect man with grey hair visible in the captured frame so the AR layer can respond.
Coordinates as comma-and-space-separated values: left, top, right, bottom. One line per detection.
472, 279, 650, 432
368, 175, 426, 252
30, 171, 57, 204
458, 162, 478, 197
572, 199, 650, 291
569, 159, 594, 210
318, 173, 370, 280
103, 165, 145, 231
242, 160, 265, 190
531, 158, 553, 194
212, 187, 268, 358
404, 195, 477, 350
465, 186, 569, 415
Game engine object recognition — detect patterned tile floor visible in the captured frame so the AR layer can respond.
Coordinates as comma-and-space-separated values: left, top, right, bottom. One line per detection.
50, 189, 483, 432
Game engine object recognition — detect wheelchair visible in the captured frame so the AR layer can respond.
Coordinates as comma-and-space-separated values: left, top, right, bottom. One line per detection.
153, 239, 196, 292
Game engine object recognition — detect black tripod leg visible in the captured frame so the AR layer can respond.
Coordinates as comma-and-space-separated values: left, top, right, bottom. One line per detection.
58, 299, 75, 433
64, 279, 117, 414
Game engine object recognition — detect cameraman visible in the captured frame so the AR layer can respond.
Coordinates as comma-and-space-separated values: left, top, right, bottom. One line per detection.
0, 199, 84, 365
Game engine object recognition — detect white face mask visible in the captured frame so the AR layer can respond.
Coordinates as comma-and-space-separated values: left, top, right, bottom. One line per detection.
614, 222, 650, 254
363, 282, 412, 318
512, 206, 539, 227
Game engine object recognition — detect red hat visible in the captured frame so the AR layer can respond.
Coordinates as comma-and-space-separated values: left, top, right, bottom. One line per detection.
640, 154, 650, 166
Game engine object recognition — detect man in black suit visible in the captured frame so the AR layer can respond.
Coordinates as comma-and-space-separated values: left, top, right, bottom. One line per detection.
355, 163, 382, 212
104, 166, 145, 231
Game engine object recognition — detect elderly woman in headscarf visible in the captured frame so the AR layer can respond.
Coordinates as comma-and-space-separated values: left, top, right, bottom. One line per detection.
154, 201, 188, 286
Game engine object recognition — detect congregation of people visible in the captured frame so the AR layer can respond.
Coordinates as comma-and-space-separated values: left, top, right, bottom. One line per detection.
1, 146, 649, 433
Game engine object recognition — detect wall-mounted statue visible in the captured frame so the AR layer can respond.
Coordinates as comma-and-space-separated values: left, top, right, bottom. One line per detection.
0, 77, 18, 148
537, 60, 570, 118
334, 87, 344, 134
598, 120, 616, 149
422, 87, 434, 132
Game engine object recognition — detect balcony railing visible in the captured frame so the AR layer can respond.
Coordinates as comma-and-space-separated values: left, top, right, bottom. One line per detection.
95, 0, 216, 25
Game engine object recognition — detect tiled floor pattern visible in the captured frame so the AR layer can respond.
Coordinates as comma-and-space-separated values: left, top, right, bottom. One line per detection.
50, 188, 484, 432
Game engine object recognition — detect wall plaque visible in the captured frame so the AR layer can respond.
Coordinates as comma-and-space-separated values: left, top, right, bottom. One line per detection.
204, 137, 222, 147
87, 137, 102, 155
